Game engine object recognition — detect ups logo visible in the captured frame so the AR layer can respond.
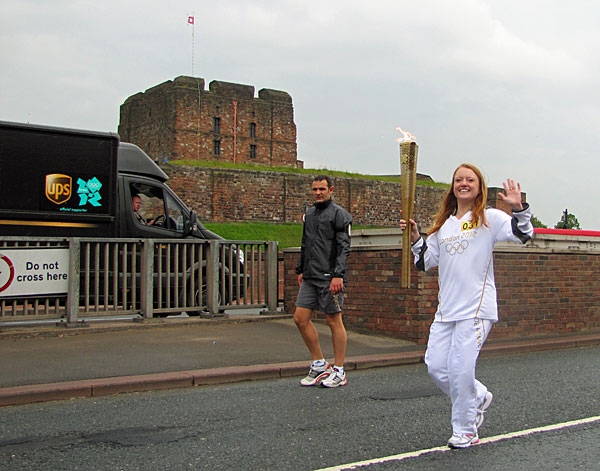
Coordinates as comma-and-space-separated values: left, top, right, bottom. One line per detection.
46, 174, 72, 205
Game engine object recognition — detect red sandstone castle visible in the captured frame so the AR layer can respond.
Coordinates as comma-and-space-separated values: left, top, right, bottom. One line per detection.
118, 75, 301, 168
117, 76, 523, 227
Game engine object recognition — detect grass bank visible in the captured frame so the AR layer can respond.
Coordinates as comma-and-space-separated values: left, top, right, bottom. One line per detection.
204, 222, 380, 248
204, 222, 303, 248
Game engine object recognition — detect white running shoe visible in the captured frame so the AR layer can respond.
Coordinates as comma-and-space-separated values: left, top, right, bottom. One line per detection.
321, 368, 347, 388
475, 391, 493, 429
447, 432, 480, 449
300, 363, 332, 386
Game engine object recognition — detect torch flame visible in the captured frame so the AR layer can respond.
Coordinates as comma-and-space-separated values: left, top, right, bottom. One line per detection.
396, 127, 417, 144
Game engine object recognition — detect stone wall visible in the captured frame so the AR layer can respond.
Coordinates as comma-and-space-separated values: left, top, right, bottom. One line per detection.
283, 236, 600, 344
163, 165, 448, 228
118, 76, 299, 168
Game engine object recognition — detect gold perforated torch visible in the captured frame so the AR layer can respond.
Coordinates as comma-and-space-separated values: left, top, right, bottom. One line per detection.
397, 127, 418, 288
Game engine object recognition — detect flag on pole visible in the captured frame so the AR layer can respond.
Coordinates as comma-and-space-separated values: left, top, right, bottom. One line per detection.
188, 14, 195, 75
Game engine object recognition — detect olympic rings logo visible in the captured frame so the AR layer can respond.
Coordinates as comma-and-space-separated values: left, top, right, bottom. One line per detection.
445, 240, 469, 256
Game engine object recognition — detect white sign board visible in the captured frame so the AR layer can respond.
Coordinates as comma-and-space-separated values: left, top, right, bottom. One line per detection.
0, 248, 70, 297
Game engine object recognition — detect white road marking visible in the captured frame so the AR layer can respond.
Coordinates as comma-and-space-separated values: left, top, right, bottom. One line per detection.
314, 415, 600, 471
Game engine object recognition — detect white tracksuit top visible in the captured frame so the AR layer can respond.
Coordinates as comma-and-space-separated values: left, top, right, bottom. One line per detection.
411, 205, 533, 322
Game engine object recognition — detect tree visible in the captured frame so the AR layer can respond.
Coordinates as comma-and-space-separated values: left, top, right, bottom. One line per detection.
554, 209, 581, 230
531, 214, 547, 228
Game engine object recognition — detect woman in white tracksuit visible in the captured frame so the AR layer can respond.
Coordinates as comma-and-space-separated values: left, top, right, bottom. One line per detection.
400, 163, 533, 449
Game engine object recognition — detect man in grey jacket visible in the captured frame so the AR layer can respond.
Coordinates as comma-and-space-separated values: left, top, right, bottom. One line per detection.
294, 175, 352, 388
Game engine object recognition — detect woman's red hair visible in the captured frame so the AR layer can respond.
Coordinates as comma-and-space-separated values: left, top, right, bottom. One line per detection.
427, 163, 488, 235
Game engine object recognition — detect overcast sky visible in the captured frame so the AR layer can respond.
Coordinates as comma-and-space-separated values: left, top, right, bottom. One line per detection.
2, 0, 599, 228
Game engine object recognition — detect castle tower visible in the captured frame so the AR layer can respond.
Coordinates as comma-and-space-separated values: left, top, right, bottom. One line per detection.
118, 76, 300, 168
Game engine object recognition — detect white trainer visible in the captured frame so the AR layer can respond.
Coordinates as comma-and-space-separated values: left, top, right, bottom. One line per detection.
447, 432, 480, 449
321, 368, 347, 388
300, 364, 332, 386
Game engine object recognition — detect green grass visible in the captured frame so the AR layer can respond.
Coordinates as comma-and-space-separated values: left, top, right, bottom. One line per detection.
204, 222, 303, 248
169, 159, 449, 188
204, 222, 381, 248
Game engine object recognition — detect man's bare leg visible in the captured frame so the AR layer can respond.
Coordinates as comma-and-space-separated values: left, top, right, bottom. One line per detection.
294, 307, 325, 361
326, 312, 347, 367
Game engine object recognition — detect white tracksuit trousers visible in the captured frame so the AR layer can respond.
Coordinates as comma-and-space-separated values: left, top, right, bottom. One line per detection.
425, 318, 492, 435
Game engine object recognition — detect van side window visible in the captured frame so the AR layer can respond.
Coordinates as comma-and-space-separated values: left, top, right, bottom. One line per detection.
130, 183, 186, 233
130, 184, 166, 227
164, 192, 185, 232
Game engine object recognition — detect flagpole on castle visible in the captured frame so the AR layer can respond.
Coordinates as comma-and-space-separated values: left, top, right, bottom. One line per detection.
188, 13, 195, 76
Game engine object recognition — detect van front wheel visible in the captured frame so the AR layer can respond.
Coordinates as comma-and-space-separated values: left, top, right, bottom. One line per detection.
184, 284, 227, 316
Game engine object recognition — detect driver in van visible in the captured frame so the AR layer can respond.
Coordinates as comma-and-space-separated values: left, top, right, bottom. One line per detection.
132, 194, 149, 225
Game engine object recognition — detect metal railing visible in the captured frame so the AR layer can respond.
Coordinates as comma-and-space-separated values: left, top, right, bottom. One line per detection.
0, 237, 279, 325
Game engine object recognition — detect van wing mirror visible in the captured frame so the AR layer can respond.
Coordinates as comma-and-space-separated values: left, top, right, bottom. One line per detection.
185, 210, 199, 235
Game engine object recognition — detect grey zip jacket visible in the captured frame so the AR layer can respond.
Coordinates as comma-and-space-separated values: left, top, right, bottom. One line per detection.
296, 198, 352, 282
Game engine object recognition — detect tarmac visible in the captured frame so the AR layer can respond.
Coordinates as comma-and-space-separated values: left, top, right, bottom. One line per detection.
2, 312, 600, 407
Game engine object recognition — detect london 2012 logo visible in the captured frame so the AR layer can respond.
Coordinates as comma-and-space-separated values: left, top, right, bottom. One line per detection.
76, 177, 102, 207
0, 254, 15, 293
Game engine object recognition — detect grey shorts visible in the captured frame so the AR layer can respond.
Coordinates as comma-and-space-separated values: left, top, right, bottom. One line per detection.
296, 278, 344, 314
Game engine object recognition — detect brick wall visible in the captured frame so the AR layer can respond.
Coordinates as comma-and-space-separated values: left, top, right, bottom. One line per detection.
283, 247, 432, 344
164, 165, 448, 227
283, 241, 600, 344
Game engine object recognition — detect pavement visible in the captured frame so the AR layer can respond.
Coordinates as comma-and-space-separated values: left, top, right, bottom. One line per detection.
2, 313, 600, 407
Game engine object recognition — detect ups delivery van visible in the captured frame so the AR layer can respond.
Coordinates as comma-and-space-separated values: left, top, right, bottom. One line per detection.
0, 121, 221, 239
0, 121, 243, 315
0, 120, 221, 241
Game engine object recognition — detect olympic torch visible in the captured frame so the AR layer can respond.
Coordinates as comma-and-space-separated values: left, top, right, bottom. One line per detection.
397, 127, 418, 289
